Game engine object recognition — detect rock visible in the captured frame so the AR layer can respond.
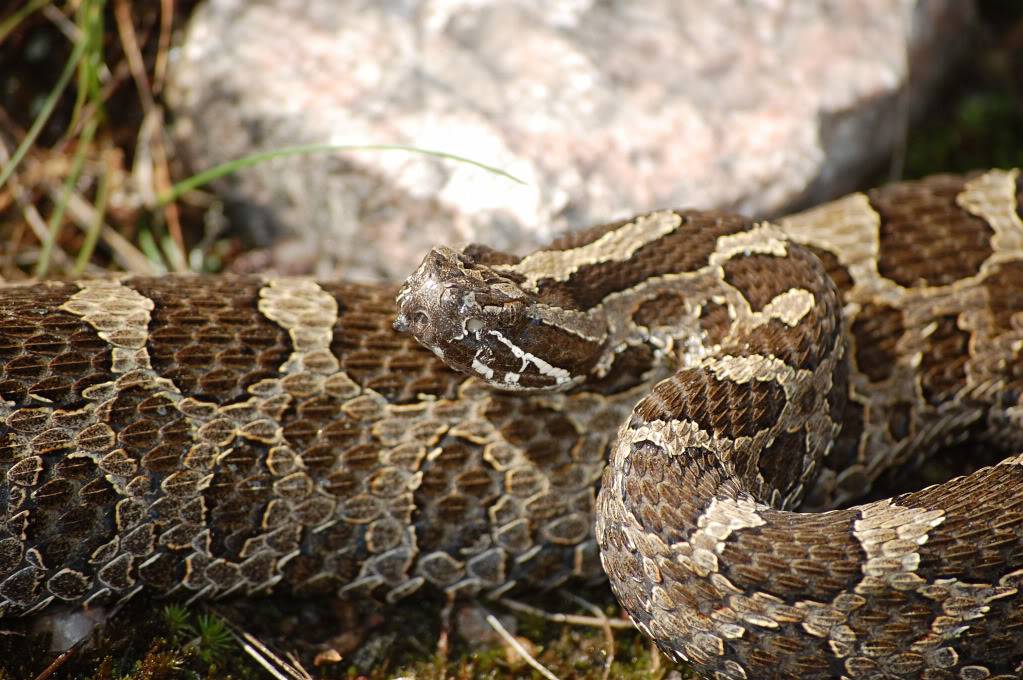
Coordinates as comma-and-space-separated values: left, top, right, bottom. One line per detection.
167, 0, 974, 282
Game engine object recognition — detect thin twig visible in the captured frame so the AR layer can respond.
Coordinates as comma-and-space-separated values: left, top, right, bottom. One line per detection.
0, 141, 74, 272
153, 0, 174, 94
113, 0, 186, 271
0, 0, 50, 45
238, 629, 314, 680
211, 607, 313, 680
113, 0, 154, 111
36, 115, 98, 278
497, 597, 634, 629
236, 634, 297, 680
55, 189, 159, 274
63, 52, 133, 143
31, 647, 77, 680
285, 651, 315, 680
562, 592, 616, 680
484, 612, 561, 680
0, 17, 88, 189
1, 220, 27, 277
146, 110, 188, 271
41, 2, 79, 43
72, 146, 112, 275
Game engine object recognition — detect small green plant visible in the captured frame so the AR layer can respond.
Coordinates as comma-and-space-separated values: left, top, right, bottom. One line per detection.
193, 612, 234, 665
160, 603, 191, 644
158, 604, 236, 668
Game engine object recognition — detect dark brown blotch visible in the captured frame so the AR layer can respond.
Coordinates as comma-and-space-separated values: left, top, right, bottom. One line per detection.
918, 314, 969, 406
0, 566, 42, 604
804, 246, 854, 297
720, 506, 864, 603
698, 301, 732, 347
756, 431, 807, 499
134, 276, 291, 404
634, 293, 689, 329
637, 369, 786, 442
850, 303, 905, 383
0, 284, 113, 408
722, 252, 815, 313
870, 174, 993, 288
538, 211, 752, 311
908, 463, 1023, 584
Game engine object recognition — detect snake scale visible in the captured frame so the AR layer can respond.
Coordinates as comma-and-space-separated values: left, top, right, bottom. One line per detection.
1, 169, 1022, 678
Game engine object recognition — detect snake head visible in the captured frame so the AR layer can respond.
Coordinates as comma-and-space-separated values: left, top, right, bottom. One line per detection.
395, 245, 589, 391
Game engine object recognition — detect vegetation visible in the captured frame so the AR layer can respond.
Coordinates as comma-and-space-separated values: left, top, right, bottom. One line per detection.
0, 0, 1020, 678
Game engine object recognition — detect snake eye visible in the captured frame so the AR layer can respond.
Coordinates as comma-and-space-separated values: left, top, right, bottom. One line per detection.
413, 310, 429, 329
465, 317, 484, 334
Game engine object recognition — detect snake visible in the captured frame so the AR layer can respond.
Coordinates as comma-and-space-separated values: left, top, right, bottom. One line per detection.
0, 169, 1022, 678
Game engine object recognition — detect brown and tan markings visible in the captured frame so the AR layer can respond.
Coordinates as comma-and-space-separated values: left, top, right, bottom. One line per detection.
3, 169, 1023, 678
397, 169, 1023, 678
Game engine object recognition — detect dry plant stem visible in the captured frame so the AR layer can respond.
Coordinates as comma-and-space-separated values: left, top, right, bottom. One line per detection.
0, 0, 50, 44
496, 598, 634, 630
435, 598, 453, 665
61, 5, 164, 143
63, 57, 131, 143
113, 0, 155, 110
41, 3, 79, 43
114, 0, 186, 270
215, 608, 312, 680
0, 142, 74, 272
1, 221, 27, 276
211, 606, 310, 680
36, 116, 98, 278
133, 109, 186, 271
485, 613, 561, 680
148, 112, 187, 271
72, 148, 112, 275
153, 0, 175, 94
235, 632, 298, 680
649, 641, 661, 675
54, 188, 157, 274
0, 15, 87, 190
562, 592, 616, 680
29, 632, 90, 680
284, 651, 313, 680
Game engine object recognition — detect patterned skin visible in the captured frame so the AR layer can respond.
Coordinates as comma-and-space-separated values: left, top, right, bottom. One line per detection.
399, 169, 1023, 678
3, 169, 1023, 679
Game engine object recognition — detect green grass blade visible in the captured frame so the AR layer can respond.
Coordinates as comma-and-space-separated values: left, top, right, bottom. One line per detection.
36, 115, 98, 277
0, 0, 50, 46
137, 224, 168, 273
0, 20, 89, 190
67, 0, 106, 137
157, 143, 527, 206
72, 152, 110, 276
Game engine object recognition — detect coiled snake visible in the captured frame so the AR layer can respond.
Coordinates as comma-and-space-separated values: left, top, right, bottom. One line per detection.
1, 169, 1022, 678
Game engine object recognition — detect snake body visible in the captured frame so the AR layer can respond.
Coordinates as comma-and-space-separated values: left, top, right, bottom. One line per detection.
2, 169, 1023, 677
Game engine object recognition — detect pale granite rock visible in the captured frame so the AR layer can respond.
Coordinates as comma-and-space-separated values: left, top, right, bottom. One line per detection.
167, 0, 974, 282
